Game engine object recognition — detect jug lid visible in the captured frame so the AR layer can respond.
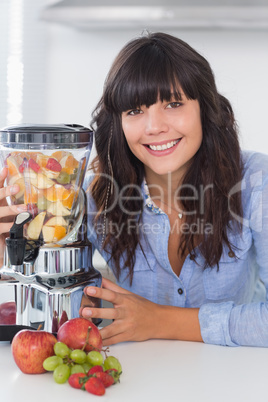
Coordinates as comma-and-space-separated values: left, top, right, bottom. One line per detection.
0, 124, 93, 145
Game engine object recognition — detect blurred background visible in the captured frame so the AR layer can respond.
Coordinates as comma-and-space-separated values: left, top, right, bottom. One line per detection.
0, 0, 268, 153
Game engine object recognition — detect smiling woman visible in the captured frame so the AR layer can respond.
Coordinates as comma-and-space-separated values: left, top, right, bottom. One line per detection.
79, 32, 268, 348
89, 31, 243, 283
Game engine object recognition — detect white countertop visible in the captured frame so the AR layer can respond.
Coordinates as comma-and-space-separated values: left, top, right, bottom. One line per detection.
1, 338, 267, 402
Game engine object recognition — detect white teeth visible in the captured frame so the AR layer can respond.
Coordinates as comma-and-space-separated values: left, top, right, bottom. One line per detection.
148, 139, 180, 151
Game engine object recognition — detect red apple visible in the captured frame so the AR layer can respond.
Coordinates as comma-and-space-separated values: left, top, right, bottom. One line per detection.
11, 329, 57, 374
0, 301, 16, 324
57, 317, 102, 352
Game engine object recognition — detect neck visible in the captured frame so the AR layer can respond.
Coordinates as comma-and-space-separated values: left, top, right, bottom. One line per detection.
145, 171, 183, 210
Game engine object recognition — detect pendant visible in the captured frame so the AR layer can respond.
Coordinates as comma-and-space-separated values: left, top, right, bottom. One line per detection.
178, 213, 183, 219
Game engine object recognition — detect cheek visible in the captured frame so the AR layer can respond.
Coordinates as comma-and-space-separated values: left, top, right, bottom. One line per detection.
122, 121, 140, 147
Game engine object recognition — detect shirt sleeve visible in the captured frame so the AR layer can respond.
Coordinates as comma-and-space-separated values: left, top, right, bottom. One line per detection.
199, 153, 268, 347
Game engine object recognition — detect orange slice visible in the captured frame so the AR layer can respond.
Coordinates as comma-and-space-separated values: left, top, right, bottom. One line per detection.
62, 190, 76, 209
54, 225, 67, 241
60, 155, 79, 175
42, 225, 67, 243
45, 184, 71, 202
6, 156, 21, 177
51, 150, 71, 162
36, 154, 50, 168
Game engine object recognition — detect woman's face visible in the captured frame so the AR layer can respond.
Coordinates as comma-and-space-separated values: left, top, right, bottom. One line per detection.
121, 91, 203, 184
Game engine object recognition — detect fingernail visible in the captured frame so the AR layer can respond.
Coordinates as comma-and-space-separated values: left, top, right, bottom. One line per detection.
87, 287, 96, 295
10, 185, 19, 194
83, 309, 92, 317
16, 205, 28, 212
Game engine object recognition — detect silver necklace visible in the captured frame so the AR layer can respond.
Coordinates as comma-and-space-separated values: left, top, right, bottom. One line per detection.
157, 199, 183, 219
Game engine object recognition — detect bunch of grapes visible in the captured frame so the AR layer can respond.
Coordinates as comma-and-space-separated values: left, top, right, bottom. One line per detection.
43, 341, 122, 396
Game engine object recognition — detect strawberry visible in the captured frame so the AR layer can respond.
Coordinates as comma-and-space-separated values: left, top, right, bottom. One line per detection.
28, 158, 40, 173
105, 368, 121, 383
19, 158, 27, 173
68, 373, 87, 389
84, 377, 105, 396
95, 371, 115, 388
87, 365, 103, 375
46, 158, 62, 172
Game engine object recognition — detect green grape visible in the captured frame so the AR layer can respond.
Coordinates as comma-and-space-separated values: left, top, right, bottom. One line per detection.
103, 356, 122, 373
56, 171, 70, 185
53, 364, 71, 384
82, 362, 92, 373
70, 349, 87, 364
70, 364, 85, 375
87, 351, 104, 366
43, 356, 63, 371
54, 342, 71, 358
37, 196, 49, 210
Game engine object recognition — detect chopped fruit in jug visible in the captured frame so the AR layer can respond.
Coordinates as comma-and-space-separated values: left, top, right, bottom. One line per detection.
46, 158, 62, 172
28, 158, 41, 173
42, 225, 67, 243
6, 156, 22, 177
5, 151, 81, 243
56, 171, 70, 185
60, 155, 79, 175
27, 211, 46, 240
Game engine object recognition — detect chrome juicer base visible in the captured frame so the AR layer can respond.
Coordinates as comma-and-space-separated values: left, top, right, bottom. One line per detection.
0, 244, 102, 332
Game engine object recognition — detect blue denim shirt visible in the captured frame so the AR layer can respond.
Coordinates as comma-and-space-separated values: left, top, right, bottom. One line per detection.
85, 150, 268, 347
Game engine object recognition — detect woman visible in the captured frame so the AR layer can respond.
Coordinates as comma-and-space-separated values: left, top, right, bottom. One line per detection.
1, 32, 268, 347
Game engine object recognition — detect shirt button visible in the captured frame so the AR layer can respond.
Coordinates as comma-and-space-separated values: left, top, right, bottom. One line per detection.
228, 250, 235, 258
178, 288, 183, 295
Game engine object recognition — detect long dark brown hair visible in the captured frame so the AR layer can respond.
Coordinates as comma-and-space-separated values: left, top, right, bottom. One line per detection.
89, 32, 243, 283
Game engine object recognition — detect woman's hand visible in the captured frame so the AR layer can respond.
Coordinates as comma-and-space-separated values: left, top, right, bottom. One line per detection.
0, 167, 27, 265
81, 277, 166, 346
81, 277, 202, 346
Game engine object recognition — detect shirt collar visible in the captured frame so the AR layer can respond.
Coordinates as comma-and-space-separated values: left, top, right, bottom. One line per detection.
142, 179, 165, 215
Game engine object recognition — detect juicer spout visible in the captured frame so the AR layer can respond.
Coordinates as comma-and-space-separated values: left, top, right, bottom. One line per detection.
5, 211, 32, 270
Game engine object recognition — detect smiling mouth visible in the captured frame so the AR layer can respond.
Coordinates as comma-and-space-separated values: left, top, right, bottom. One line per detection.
146, 138, 181, 151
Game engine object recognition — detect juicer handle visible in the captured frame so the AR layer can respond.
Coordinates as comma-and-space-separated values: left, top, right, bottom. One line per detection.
6, 211, 32, 267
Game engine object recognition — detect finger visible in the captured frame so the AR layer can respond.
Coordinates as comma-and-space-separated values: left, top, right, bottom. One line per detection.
0, 183, 20, 201
85, 286, 123, 305
0, 221, 14, 235
0, 204, 27, 219
101, 277, 131, 295
100, 326, 129, 347
0, 167, 8, 188
80, 306, 120, 321
102, 335, 126, 347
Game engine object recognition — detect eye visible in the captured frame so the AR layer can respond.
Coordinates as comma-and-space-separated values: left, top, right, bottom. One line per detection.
166, 102, 182, 109
126, 108, 142, 116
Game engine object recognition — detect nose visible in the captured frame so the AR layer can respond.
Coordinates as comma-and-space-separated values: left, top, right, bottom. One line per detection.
144, 104, 168, 136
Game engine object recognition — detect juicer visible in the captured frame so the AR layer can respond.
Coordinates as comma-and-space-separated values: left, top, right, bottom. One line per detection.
0, 124, 102, 340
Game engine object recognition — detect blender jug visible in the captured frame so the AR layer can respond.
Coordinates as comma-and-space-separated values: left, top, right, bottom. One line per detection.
0, 124, 102, 338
